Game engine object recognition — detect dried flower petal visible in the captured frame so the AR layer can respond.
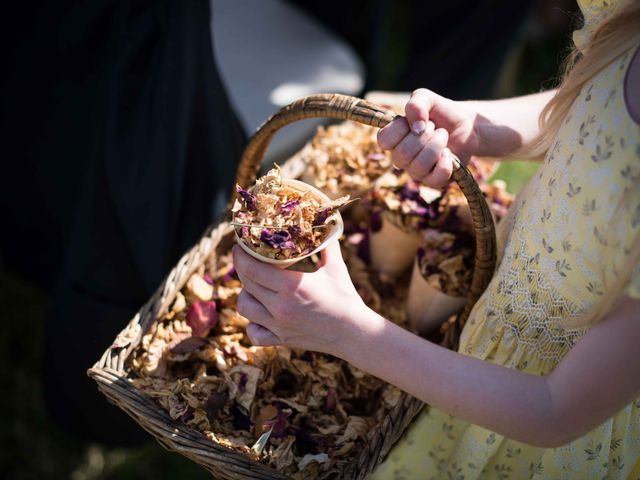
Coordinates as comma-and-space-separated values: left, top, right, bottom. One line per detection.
254, 404, 279, 436
187, 301, 218, 336
185, 274, 214, 302
280, 199, 299, 213
205, 391, 228, 420
298, 453, 329, 471
272, 435, 296, 470
236, 184, 257, 210
230, 365, 262, 412
260, 229, 296, 250
301, 121, 392, 198
169, 336, 208, 355
314, 208, 329, 226
416, 229, 475, 297
265, 408, 291, 439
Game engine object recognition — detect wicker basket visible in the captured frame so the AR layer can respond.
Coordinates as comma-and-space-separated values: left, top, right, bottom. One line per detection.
88, 94, 496, 479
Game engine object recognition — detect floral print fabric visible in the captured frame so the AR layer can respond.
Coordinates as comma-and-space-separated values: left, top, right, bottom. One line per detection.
372, 3, 640, 478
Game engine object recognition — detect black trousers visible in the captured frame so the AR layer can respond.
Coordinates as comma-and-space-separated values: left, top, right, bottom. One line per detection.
2, 0, 245, 444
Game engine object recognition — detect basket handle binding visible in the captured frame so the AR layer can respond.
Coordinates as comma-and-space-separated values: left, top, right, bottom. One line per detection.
230, 94, 497, 338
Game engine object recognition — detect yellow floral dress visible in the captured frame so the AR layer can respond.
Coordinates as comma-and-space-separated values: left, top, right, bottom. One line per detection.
372, 1, 640, 479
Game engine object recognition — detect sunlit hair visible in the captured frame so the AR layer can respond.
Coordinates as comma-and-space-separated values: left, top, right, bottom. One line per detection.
517, 1, 640, 159
518, 1, 640, 326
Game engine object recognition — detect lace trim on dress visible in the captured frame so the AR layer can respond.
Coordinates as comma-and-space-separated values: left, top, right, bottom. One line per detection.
480, 227, 589, 362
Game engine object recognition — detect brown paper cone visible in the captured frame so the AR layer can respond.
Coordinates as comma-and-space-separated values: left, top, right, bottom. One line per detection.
407, 258, 466, 334
235, 179, 343, 269
369, 212, 421, 277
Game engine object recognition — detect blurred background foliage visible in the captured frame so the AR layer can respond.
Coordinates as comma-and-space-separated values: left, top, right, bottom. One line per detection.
1, 0, 579, 478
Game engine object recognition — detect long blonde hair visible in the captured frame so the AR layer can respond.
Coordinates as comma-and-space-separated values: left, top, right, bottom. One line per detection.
519, 1, 640, 326
519, 1, 640, 158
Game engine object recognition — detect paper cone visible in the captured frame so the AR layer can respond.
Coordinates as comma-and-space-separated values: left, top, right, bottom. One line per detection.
369, 211, 421, 277
406, 258, 466, 335
235, 179, 343, 269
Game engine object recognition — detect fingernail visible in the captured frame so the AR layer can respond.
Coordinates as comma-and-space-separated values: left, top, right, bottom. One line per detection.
411, 120, 427, 135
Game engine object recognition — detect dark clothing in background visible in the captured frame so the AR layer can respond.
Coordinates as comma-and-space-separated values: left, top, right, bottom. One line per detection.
1, 1, 245, 444
289, 0, 536, 99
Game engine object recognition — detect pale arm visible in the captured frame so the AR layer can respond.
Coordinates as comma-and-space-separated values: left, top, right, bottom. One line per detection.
339, 294, 640, 448
464, 90, 557, 159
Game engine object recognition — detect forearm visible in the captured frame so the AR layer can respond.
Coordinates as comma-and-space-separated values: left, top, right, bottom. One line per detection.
340, 309, 558, 446
463, 90, 557, 158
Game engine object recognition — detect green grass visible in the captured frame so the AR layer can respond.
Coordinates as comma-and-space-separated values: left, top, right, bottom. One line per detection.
490, 160, 540, 194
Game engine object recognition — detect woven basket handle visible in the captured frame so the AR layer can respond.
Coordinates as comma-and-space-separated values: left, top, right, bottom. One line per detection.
232, 93, 496, 330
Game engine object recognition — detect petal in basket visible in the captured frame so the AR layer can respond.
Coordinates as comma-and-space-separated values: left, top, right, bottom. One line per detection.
233, 175, 345, 269
407, 257, 466, 335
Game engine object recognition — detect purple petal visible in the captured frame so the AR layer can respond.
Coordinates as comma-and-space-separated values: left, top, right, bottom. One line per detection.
400, 183, 420, 201
260, 229, 296, 249
235, 184, 257, 210
288, 225, 302, 237
280, 200, 299, 213
314, 208, 330, 226
223, 266, 237, 282
180, 408, 194, 423
414, 206, 428, 217
187, 300, 218, 336
238, 372, 248, 393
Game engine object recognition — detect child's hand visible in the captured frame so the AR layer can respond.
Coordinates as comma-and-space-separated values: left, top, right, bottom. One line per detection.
232, 242, 381, 358
377, 88, 480, 188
